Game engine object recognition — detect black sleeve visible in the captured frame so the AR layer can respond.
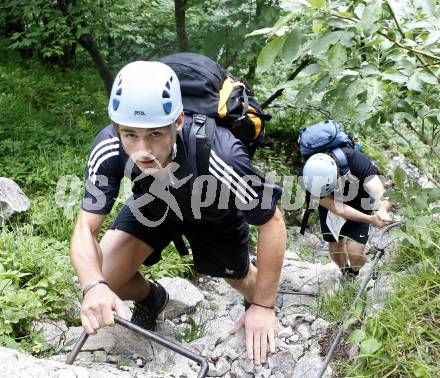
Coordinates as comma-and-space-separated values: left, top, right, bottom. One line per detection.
348, 150, 379, 181
81, 137, 122, 215
210, 132, 283, 226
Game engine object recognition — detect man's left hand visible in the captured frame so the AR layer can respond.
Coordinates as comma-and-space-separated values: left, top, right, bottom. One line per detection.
230, 304, 276, 365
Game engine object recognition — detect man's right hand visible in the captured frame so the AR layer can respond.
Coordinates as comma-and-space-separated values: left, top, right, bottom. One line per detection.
80, 284, 127, 335
370, 214, 392, 229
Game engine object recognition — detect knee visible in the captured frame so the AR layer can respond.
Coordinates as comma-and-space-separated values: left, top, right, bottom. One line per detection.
349, 252, 367, 270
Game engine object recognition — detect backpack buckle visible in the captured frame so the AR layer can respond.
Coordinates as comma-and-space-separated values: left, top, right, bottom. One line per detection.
194, 114, 207, 125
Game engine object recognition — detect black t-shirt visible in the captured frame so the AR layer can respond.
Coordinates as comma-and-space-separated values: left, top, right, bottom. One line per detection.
331, 147, 379, 211
81, 123, 282, 226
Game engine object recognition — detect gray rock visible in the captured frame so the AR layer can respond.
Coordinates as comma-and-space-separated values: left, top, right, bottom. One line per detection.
0, 346, 170, 377
205, 316, 235, 337
63, 325, 154, 358
255, 366, 272, 378
289, 334, 300, 343
296, 323, 311, 340
223, 348, 240, 362
0, 177, 31, 222
270, 350, 297, 375
296, 231, 324, 250
285, 345, 304, 361
230, 362, 253, 378
159, 277, 205, 319
34, 319, 68, 353
230, 357, 255, 375
92, 351, 107, 363
277, 326, 293, 339
77, 351, 94, 362
284, 248, 300, 261
279, 260, 340, 298
311, 318, 331, 336
292, 353, 332, 378
208, 357, 230, 376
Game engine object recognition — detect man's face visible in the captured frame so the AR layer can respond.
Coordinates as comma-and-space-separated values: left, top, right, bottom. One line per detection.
117, 112, 184, 173
118, 125, 174, 172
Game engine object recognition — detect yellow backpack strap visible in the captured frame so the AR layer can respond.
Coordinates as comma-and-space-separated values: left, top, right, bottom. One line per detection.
218, 77, 245, 118
247, 105, 262, 139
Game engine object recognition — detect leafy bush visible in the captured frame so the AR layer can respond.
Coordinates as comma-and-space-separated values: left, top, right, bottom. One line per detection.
342, 175, 440, 377
346, 244, 440, 377
139, 243, 195, 281
0, 227, 77, 352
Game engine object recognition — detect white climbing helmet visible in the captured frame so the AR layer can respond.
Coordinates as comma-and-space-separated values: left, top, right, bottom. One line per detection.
301, 153, 338, 197
108, 61, 183, 128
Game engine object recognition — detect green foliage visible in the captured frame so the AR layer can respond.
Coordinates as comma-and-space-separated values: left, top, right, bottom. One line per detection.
339, 182, 440, 376
0, 60, 105, 195
346, 248, 440, 377
318, 281, 362, 322
192, 1, 281, 77
139, 243, 195, 281
175, 309, 210, 343
0, 227, 76, 353
252, 0, 440, 175
2, 0, 177, 65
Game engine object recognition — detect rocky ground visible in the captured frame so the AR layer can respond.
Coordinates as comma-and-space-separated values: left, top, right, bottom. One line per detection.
1, 154, 434, 377
3, 230, 340, 378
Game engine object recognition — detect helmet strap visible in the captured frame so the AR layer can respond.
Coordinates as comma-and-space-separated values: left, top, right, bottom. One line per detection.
171, 142, 177, 160
169, 123, 177, 160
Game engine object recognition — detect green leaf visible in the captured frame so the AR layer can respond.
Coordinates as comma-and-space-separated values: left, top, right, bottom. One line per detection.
418, 72, 438, 85
269, 13, 295, 38
340, 31, 355, 48
315, 74, 331, 92
281, 28, 302, 63
407, 73, 423, 92
1, 335, 20, 349
310, 31, 343, 56
343, 316, 358, 330
424, 30, 440, 46
245, 27, 273, 38
256, 36, 285, 74
358, 64, 381, 75
394, 167, 407, 190
361, 0, 382, 36
382, 69, 407, 84
360, 338, 382, 355
348, 329, 366, 345
394, 112, 416, 125
328, 42, 347, 78
307, 0, 325, 9
298, 64, 321, 77
312, 20, 324, 33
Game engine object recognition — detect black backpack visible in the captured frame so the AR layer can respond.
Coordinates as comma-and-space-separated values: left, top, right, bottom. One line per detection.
160, 53, 271, 176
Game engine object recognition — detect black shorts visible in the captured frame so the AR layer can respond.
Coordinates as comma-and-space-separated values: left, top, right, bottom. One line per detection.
318, 206, 372, 245
109, 204, 250, 279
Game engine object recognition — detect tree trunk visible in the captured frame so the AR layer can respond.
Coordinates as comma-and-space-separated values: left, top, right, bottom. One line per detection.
79, 34, 113, 96
174, 0, 189, 51
55, 0, 112, 94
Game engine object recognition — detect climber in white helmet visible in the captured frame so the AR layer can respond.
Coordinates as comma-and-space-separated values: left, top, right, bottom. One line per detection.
301, 151, 392, 281
70, 60, 286, 366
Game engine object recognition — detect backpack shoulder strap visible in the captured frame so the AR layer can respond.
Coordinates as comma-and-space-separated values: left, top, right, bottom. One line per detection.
331, 147, 351, 176
186, 114, 216, 190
